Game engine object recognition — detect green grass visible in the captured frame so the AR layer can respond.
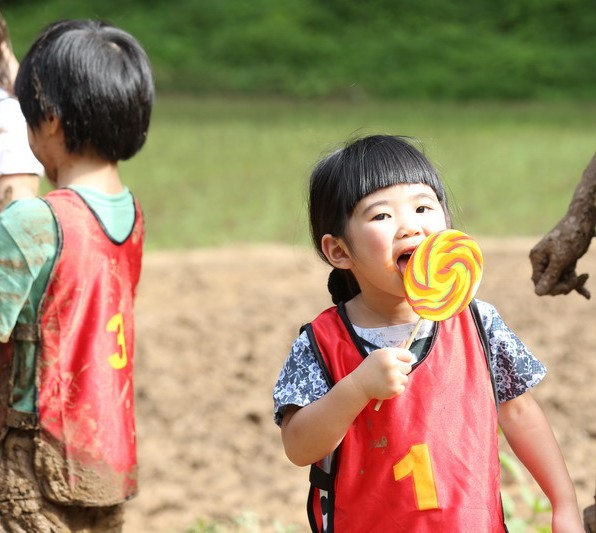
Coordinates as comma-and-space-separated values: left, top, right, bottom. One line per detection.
118, 97, 596, 250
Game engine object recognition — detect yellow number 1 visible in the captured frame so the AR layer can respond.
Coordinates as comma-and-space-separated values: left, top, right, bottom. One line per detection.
393, 443, 439, 510
106, 312, 128, 370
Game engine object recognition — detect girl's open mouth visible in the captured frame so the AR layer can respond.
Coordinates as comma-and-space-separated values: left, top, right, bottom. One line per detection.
397, 252, 412, 275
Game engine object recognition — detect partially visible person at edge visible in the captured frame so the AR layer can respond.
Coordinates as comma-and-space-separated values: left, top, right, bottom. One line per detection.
530, 152, 596, 532
0, 12, 43, 210
273, 134, 584, 532
0, 19, 153, 532
530, 152, 596, 299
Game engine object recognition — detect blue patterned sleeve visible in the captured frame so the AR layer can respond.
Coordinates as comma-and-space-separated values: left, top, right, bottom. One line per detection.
476, 300, 547, 403
272, 330, 331, 426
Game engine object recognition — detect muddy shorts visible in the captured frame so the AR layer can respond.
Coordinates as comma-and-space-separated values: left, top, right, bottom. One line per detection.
0, 429, 124, 533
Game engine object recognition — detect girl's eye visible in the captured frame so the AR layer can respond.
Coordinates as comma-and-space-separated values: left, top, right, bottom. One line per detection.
416, 205, 431, 214
372, 213, 390, 221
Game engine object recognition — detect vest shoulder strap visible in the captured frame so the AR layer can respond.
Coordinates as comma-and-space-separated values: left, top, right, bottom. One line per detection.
469, 299, 498, 406
301, 322, 335, 389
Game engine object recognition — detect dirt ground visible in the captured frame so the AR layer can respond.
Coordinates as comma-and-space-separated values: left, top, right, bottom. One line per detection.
123, 239, 595, 533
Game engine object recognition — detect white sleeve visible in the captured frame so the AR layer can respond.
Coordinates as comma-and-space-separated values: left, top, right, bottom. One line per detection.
0, 95, 44, 177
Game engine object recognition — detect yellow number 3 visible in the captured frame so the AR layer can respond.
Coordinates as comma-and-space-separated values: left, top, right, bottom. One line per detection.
106, 312, 128, 370
393, 443, 439, 510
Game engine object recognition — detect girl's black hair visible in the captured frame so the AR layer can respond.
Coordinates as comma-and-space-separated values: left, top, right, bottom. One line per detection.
309, 134, 452, 304
14, 19, 154, 162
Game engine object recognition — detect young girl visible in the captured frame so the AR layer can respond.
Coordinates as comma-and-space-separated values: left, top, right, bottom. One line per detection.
273, 135, 583, 532
0, 12, 43, 209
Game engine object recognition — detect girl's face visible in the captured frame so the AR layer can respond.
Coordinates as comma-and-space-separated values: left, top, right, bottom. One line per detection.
342, 183, 447, 300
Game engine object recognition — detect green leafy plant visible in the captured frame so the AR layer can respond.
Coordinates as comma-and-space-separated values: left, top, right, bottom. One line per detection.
7, 0, 596, 99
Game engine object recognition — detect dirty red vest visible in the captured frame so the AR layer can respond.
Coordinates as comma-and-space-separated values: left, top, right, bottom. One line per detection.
34, 188, 144, 505
304, 303, 504, 532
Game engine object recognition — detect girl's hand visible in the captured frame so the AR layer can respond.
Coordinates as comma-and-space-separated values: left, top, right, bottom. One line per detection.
350, 346, 413, 402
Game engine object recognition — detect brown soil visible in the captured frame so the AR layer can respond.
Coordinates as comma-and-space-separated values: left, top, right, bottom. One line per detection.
124, 239, 595, 532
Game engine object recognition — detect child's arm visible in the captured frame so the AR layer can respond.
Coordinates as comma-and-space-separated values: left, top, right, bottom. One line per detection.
281, 347, 412, 467
1, 175, 40, 210
499, 391, 584, 532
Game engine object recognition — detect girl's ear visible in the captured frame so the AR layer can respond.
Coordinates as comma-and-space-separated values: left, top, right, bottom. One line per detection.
321, 234, 353, 269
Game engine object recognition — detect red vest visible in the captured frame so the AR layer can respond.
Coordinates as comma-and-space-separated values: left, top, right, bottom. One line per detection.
306, 304, 504, 532
36, 189, 143, 505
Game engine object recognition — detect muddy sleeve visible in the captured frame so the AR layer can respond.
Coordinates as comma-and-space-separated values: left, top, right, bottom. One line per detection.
0, 199, 56, 342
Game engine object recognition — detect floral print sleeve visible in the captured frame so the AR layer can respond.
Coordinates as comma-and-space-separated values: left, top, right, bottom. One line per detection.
476, 300, 546, 403
273, 330, 330, 426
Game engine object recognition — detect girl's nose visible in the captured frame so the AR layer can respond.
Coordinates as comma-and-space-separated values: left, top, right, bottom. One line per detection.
396, 218, 422, 239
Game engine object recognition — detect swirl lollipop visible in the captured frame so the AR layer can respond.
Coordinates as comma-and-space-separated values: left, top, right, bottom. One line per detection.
374, 229, 483, 411
404, 229, 483, 321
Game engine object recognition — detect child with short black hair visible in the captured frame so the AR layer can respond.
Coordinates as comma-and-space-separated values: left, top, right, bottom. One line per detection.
274, 134, 583, 532
0, 19, 153, 532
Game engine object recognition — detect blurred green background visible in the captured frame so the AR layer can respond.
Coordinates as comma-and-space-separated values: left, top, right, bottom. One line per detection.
3, 0, 595, 249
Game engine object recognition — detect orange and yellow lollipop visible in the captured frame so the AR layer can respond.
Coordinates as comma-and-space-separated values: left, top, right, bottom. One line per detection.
404, 229, 483, 321
374, 229, 483, 411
